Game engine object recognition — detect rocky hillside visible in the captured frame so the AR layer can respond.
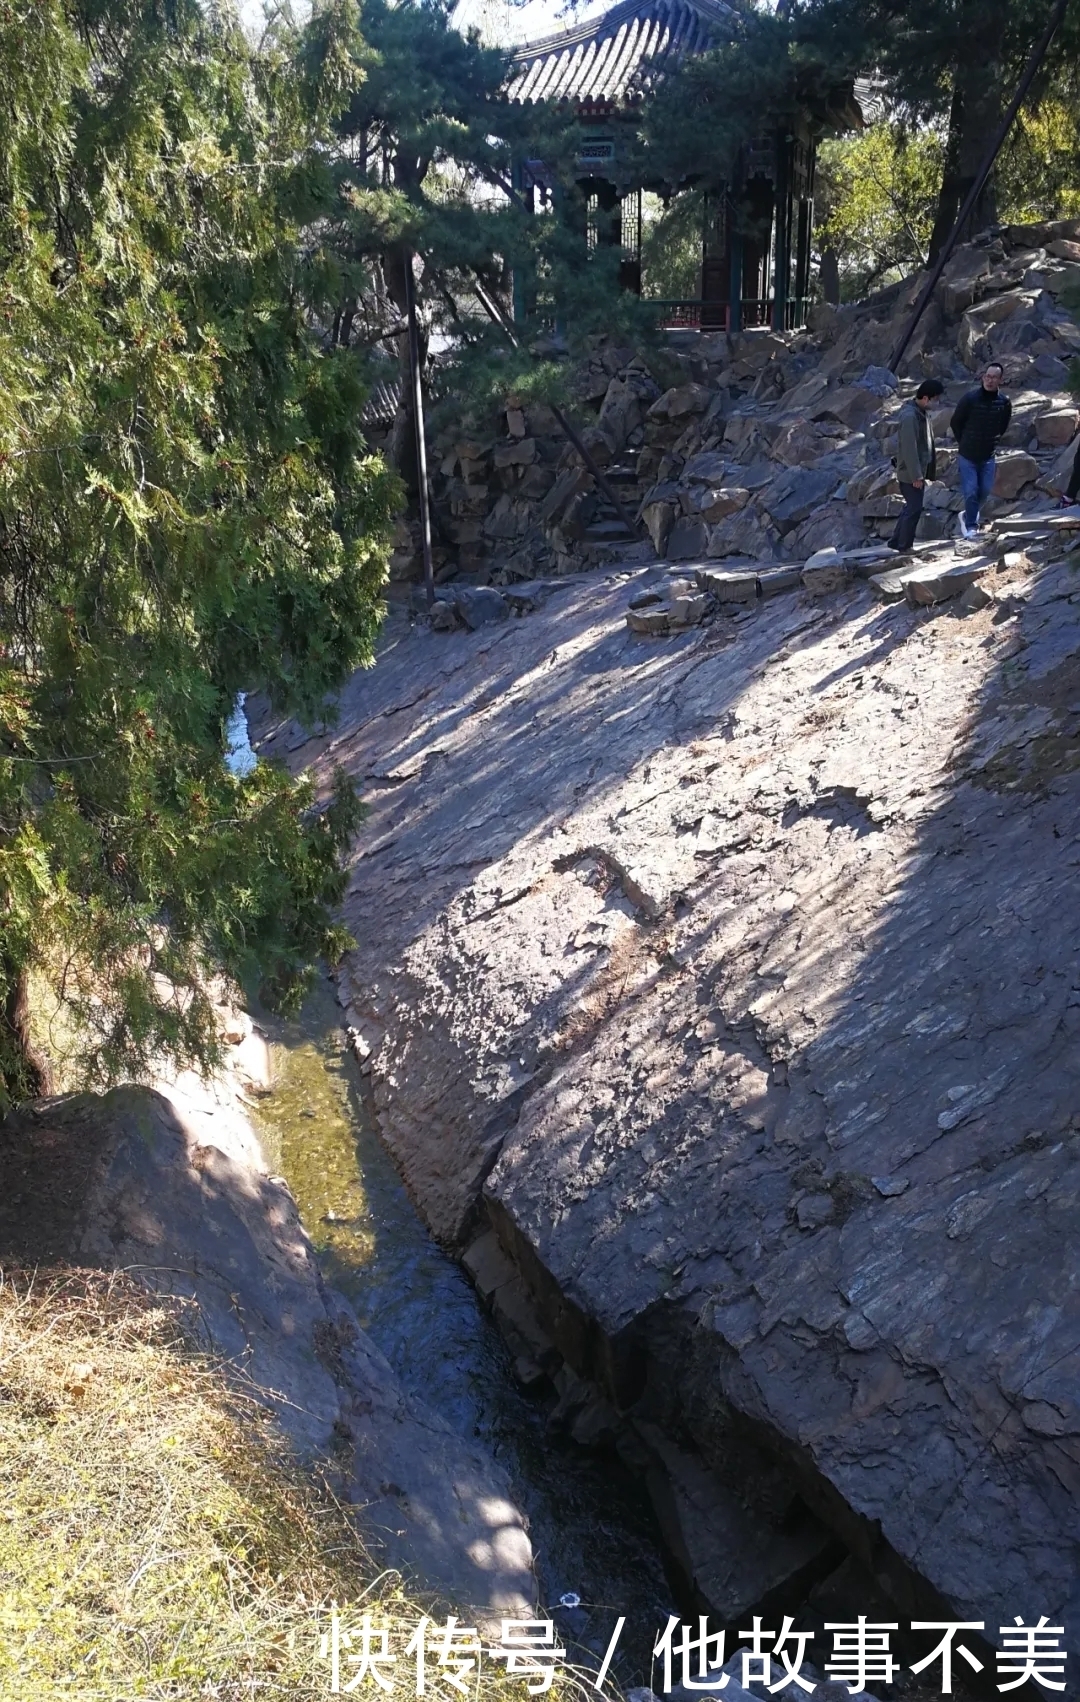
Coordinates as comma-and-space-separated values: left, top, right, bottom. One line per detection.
262, 517, 1080, 1666
249, 219, 1080, 1682
384, 216, 1080, 600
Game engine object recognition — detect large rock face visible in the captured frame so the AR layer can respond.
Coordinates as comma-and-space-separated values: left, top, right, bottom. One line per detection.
257, 548, 1080, 1657
0, 1076, 534, 1619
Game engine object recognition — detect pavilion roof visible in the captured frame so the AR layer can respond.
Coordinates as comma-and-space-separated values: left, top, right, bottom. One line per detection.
506, 0, 737, 113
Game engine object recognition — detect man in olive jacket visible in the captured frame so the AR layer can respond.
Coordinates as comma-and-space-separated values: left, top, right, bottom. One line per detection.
888, 379, 945, 553
950, 361, 1012, 536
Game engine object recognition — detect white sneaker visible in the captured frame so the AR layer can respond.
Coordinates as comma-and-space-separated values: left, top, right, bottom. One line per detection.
958, 516, 974, 539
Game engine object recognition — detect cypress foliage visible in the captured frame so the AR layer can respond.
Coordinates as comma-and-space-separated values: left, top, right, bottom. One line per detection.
0, 0, 399, 1102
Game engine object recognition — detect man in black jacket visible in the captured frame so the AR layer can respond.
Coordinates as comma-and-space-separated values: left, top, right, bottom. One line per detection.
950, 362, 1012, 537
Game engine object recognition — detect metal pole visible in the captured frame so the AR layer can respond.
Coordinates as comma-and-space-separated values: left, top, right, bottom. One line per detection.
888, 0, 1070, 375
403, 251, 436, 610
470, 273, 645, 542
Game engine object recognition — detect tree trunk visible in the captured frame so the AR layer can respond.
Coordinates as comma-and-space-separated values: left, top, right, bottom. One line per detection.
2, 963, 52, 1101
928, 2, 1009, 261
820, 245, 841, 305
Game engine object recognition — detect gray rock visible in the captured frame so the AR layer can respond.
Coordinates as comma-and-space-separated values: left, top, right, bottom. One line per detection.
682, 451, 730, 485
454, 586, 509, 629
760, 467, 836, 534
858, 364, 899, 396
666, 518, 709, 561
796, 1192, 835, 1229
294, 554, 1080, 1655
429, 597, 458, 631
597, 378, 644, 456
699, 486, 751, 523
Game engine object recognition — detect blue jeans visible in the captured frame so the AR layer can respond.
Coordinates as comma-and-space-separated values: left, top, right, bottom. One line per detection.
958, 455, 995, 528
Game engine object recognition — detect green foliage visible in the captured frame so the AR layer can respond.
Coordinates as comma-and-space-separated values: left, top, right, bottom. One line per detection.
286, 0, 662, 403
816, 123, 945, 298
996, 97, 1080, 224
0, 0, 400, 1104
640, 192, 704, 301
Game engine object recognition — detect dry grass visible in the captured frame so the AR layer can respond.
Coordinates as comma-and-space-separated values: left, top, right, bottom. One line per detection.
0, 1270, 598, 1702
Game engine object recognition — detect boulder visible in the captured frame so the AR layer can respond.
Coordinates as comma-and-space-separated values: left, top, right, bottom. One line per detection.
429, 597, 458, 631
1046, 238, 1080, 263
493, 437, 537, 468
454, 586, 509, 629
779, 371, 830, 415
695, 567, 759, 602
807, 300, 842, 342
905, 560, 992, 606
578, 425, 613, 467
1035, 408, 1079, 448
597, 378, 644, 456
940, 246, 993, 315
668, 592, 712, 628
699, 487, 751, 523
626, 606, 670, 635
682, 450, 730, 485
761, 466, 837, 534
1048, 436, 1080, 490
802, 549, 852, 594
989, 314, 1046, 359
993, 451, 1039, 499
815, 385, 884, 432
846, 464, 898, 506
793, 502, 867, 558
666, 517, 710, 561
540, 467, 591, 526
706, 506, 780, 561
858, 365, 899, 397
648, 383, 713, 421
769, 418, 836, 467
643, 500, 677, 556
1042, 262, 1080, 298
860, 493, 904, 521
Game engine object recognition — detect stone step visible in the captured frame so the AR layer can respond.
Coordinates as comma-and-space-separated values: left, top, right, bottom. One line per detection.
869, 553, 995, 605
583, 520, 637, 542
996, 511, 1080, 533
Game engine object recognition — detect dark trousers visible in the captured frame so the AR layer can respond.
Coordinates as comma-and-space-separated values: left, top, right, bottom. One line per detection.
1068, 440, 1080, 501
889, 481, 924, 552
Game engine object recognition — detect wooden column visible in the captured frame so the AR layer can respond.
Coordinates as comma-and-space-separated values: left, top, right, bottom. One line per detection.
772, 133, 792, 331
728, 225, 744, 333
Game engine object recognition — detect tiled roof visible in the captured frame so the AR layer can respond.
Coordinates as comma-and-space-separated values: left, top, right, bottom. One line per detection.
362, 375, 404, 430
507, 0, 738, 110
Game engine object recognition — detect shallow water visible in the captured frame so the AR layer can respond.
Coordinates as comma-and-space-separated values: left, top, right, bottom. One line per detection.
250, 973, 674, 1686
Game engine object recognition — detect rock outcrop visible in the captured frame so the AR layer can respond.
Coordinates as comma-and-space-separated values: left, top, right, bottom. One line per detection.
383, 219, 1080, 598
256, 512, 1080, 1657
0, 1071, 534, 1619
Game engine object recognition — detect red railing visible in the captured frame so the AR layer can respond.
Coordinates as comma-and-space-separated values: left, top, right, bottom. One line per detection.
644, 297, 810, 331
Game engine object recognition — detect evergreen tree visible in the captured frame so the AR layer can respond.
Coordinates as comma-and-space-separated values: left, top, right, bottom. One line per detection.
291, 0, 657, 463
0, 0, 399, 1104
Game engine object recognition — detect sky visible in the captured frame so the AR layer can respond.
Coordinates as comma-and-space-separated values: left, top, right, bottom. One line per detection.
235, 0, 609, 49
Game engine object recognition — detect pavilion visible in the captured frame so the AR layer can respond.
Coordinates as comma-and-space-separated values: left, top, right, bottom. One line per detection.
504, 0, 871, 331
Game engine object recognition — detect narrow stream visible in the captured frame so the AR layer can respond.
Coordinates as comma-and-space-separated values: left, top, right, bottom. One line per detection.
250, 973, 674, 1686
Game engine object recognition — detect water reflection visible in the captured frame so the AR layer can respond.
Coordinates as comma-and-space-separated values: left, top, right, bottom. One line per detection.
250, 974, 674, 1684
225, 693, 258, 777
